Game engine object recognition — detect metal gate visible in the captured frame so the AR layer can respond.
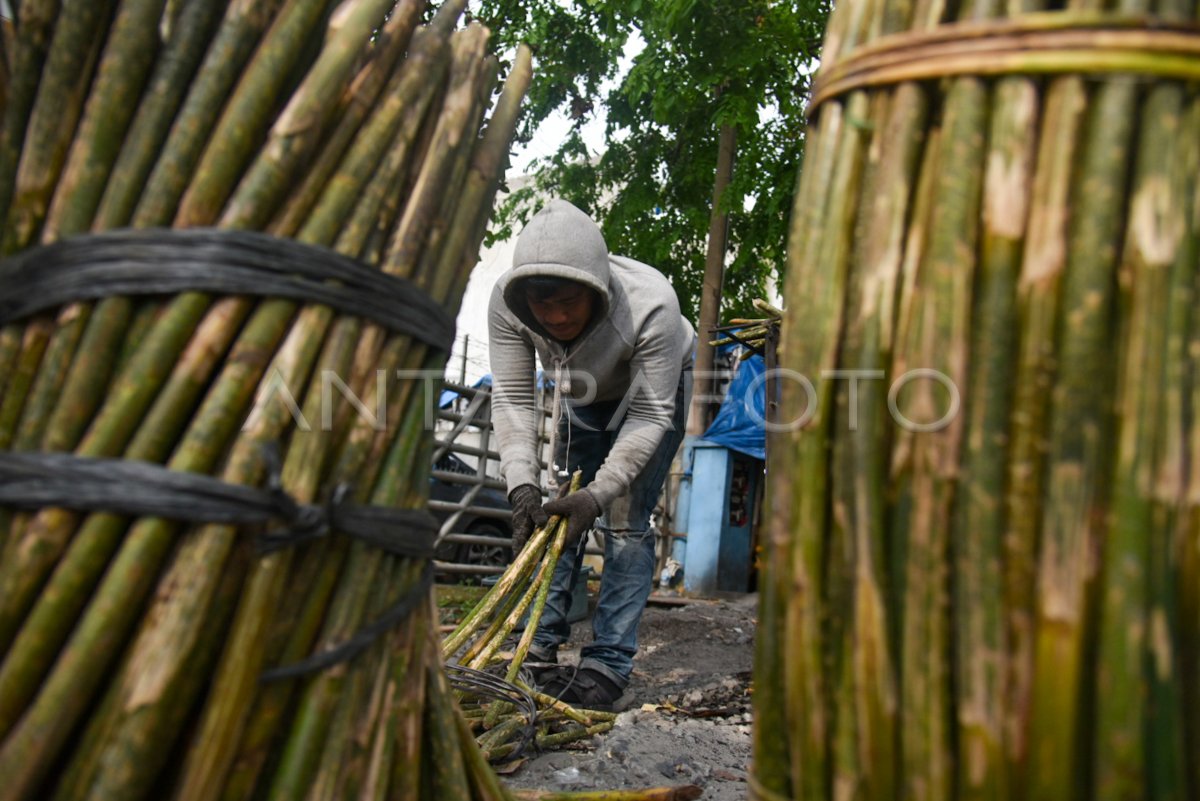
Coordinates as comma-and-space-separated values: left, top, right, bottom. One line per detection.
428, 380, 551, 579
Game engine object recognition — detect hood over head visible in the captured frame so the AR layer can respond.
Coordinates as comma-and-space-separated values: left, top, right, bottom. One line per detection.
500, 199, 612, 333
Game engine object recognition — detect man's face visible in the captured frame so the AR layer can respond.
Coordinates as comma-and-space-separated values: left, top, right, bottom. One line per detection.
525, 284, 595, 342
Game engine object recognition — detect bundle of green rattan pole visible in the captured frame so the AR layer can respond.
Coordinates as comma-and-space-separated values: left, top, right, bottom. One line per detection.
441, 474, 618, 765
0, 1, 538, 799
753, 0, 1200, 799
709, 298, 783, 360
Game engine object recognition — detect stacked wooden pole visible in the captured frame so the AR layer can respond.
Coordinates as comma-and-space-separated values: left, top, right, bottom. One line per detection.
0, 1, 537, 798
754, 1, 1200, 800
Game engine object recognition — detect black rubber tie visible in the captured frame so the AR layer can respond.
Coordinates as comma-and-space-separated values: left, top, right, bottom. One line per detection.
0, 228, 454, 353
260, 562, 435, 682
0, 451, 438, 560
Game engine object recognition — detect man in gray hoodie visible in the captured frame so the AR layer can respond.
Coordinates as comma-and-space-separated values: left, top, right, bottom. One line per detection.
489, 199, 696, 710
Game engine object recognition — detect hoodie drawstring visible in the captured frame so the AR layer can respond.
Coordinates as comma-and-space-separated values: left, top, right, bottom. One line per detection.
545, 358, 566, 496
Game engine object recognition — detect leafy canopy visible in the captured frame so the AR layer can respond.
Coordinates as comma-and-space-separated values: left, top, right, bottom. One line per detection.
471, 0, 829, 320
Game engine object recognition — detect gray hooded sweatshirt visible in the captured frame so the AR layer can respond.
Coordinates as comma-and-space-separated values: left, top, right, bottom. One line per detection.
488, 200, 696, 508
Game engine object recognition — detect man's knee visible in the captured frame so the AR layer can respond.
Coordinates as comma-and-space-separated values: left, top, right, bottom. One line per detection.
601, 489, 657, 533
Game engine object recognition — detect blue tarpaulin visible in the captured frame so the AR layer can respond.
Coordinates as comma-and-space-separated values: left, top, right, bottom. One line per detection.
700, 355, 766, 460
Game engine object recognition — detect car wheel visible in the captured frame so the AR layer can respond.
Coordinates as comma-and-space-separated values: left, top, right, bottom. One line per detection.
457, 522, 513, 572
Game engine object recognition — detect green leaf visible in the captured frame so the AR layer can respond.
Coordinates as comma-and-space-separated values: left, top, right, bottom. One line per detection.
481, 0, 831, 320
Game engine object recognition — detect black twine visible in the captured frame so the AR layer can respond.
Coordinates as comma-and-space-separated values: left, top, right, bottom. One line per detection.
0, 228, 455, 352
261, 562, 435, 682
0, 451, 437, 561
0, 450, 439, 678
445, 663, 540, 763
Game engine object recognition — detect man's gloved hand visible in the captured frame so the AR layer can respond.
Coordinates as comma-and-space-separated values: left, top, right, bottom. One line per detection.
508, 484, 548, 553
542, 489, 602, 547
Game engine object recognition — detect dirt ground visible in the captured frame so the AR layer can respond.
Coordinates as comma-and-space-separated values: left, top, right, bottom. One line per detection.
501, 592, 759, 800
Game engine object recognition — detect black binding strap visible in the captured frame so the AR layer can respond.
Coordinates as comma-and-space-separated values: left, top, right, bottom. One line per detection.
260, 562, 435, 682
0, 451, 437, 560
0, 228, 455, 352
0, 451, 439, 679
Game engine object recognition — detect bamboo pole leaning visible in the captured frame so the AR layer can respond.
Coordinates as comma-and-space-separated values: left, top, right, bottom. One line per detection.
0, 1, 549, 798
754, 0, 1200, 798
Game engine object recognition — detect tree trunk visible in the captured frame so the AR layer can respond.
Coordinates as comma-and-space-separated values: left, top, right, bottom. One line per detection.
686, 122, 736, 436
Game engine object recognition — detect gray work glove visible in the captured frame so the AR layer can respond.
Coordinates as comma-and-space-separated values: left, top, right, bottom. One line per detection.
542, 489, 602, 548
508, 484, 548, 553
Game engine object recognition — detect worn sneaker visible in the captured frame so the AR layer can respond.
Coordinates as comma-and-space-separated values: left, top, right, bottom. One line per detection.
538, 666, 633, 712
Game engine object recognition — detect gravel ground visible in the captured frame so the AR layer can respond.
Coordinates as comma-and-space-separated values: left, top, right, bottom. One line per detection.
501, 593, 759, 800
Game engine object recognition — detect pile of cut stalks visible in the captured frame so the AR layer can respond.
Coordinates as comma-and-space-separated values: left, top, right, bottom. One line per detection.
709, 298, 783, 360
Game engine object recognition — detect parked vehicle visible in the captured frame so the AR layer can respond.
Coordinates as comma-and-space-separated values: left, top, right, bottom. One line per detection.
428, 452, 514, 574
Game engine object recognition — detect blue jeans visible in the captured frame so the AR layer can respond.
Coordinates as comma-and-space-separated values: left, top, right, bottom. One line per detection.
532, 369, 692, 686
